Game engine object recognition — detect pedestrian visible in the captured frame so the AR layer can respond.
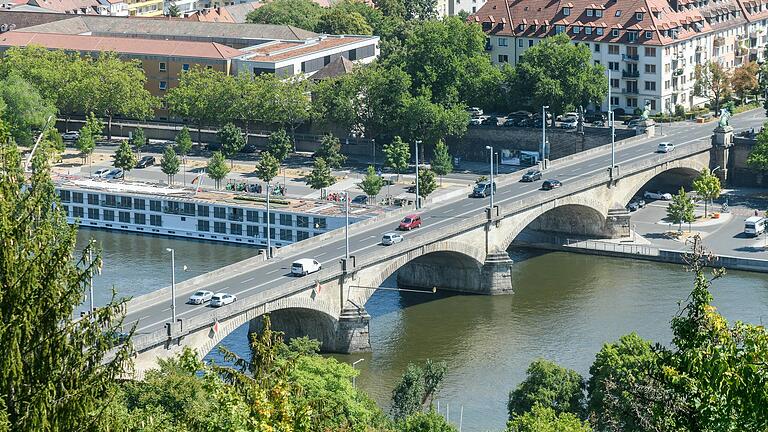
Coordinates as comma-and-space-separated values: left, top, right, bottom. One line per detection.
755, 209, 759, 217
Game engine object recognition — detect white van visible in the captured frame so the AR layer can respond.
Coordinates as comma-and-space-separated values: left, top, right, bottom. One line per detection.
744, 216, 765, 237
291, 258, 321, 276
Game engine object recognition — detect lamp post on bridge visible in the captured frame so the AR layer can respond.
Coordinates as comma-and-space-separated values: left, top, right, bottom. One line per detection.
485, 145, 494, 215
166, 248, 177, 324
266, 182, 271, 258
414, 140, 421, 210
541, 105, 549, 170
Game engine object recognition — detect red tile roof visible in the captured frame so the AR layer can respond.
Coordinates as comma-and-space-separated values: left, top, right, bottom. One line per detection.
241, 36, 372, 62
0, 31, 244, 59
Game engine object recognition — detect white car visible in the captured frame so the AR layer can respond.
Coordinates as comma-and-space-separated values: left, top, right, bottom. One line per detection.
560, 119, 577, 129
210, 293, 236, 307
188, 290, 214, 305
557, 112, 578, 122
291, 258, 321, 276
467, 107, 483, 117
104, 168, 124, 179
92, 168, 110, 178
382, 232, 404, 246
644, 190, 673, 201
469, 117, 483, 125
61, 131, 80, 141
657, 142, 675, 153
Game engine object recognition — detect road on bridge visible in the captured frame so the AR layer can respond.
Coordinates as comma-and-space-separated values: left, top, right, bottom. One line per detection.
123, 110, 767, 337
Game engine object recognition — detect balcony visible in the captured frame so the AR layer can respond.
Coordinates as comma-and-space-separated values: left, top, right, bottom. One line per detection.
622, 69, 640, 78
622, 88, 639, 94
735, 47, 749, 57
713, 36, 725, 47
621, 53, 639, 62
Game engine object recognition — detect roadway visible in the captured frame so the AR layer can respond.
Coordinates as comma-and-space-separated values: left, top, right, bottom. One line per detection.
124, 111, 767, 335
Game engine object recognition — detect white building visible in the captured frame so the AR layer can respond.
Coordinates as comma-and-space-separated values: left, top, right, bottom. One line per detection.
472, 0, 768, 114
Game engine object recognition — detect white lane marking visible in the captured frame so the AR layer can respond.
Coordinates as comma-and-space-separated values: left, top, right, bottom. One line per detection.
266, 268, 281, 275
316, 252, 327, 258
240, 277, 254, 284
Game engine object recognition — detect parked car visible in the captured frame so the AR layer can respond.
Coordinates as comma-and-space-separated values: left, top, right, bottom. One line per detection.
136, 155, 156, 168
471, 181, 497, 198
623, 116, 641, 126
541, 179, 563, 190
560, 119, 578, 129
627, 201, 640, 212
467, 107, 483, 117
351, 195, 368, 205
92, 168, 110, 178
627, 119, 645, 128
657, 142, 675, 153
644, 190, 673, 200
399, 214, 422, 230
585, 112, 607, 124
61, 131, 80, 141
631, 198, 646, 208
502, 118, 517, 127
469, 117, 483, 126
291, 258, 322, 276
507, 110, 532, 121
104, 168, 124, 179
482, 116, 500, 126
210, 293, 236, 307
557, 112, 578, 122
381, 232, 404, 246
188, 290, 214, 305
521, 169, 543, 182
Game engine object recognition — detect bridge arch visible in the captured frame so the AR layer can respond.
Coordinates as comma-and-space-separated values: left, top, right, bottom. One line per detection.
615, 164, 705, 207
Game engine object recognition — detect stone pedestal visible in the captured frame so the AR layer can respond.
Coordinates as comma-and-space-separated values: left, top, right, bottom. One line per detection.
635, 119, 656, 137
712, 125, 734, 184
604, 207, 631, 238
333, 305, 371, 353
480, 251, 514, 295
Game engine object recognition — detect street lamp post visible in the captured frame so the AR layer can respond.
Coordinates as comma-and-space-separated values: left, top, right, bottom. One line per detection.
372, 138, 376, 167
608, 69, 615, 172
541, 105, 549, 170
344, 191, 350, 260
486, 145, 494, 214
414, 140, 421, 210
88, 239, 95, 315
352, 358, 365, 388
166, 248, 177, 324
266, 182, 271, 258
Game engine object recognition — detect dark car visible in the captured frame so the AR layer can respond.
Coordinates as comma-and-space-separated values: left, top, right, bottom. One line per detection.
482, 116, 500, 126
351, 194, 368, 205
136, 155, 156, 168
623, 116, 641, 126
521, 169, 542, 182
541, 179, 562, 190
585, 112, 607, 124
470, 181, 496, 198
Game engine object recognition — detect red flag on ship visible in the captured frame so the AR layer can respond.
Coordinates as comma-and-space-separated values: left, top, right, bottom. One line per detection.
191, 175, 200, 185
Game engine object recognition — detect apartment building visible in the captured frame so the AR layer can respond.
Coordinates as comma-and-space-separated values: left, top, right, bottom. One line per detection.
472, 0, 768, 114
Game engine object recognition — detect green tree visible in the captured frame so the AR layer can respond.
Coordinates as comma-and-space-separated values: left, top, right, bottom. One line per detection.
314, 133, 347, 169
587, 333, 658, 432
42, 128, 65, 163
266, 129, 293, 164
508, 359, 585, 419
692, 167, 721, 218
391, 359, 446, 420
91, 52, 159, 140
255, 151, 280, 184
417, 168, 437, 200
175, 126, 193, 184
112, 139, 136, 179
666, 187, 696, 231
510, 33, 607, 120
694, 61, 731, 114
268, 78, 312, 147
246, 0, 324, 31
0, 143, 132, 431
732, 61, 759, 102
401, 95, 468, 147
217, 123, 246, 167
130, 127, 146, 159
206, 151, 230, 189
384, 136, 410, 180
77, 112, 103, 166
305, 157, 336, 193
507, 404, 592, 432
167, 67, 229, 146
401, 409, 457, 432
747, 126, 768, 179
316, 8, 373, 35
160, 145, 180, 185
0, 74, 56, 146
359, 165, 383, 201
430, 140, 452, 185
167, 2, 180, 16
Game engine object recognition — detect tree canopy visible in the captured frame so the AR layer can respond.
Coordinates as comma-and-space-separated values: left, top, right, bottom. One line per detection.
246, 0, 324, 31
217, 123, 246, 167
508, 359, 585, 419
692, 168, 721, 218
694, 61, 731, 113
0, 74, 56, 146
266, 129, 293, 164
314, 134, 347, 169
255, 151, 280, 184
306, 157, 336, 191
112, 140, 136, 178
359, 165, 384, 199
160, 145, 180, 185
383, 136, 410, 179
666, 187, 696, 231
206, 151, 230, 189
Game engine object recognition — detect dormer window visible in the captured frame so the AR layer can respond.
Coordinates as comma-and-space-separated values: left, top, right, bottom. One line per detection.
519, 24, 525, 30
563, 7, 571, 15
574, 26, 581, 33
587, 9, 594, 16
596, 27, 604, 35
645, 31, 652, 38
595, 9, 603, 17
556, 24, 566, 33
615, 10, 621, 16
636, 12, 643, 20
612, 28, 620, 37
628, 30, 637, 41
586, 26, 593, 34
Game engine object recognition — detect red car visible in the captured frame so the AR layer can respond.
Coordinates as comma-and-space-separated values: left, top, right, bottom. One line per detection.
398, 214, 422, 230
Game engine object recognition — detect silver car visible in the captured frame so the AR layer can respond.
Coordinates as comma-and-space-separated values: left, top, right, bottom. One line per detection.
210, 293, 236, 307
382, 232, 404, 245
187, 290, 214, 305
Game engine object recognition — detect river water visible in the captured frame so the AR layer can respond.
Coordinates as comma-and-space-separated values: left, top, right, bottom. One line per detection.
78, 229, 768, 431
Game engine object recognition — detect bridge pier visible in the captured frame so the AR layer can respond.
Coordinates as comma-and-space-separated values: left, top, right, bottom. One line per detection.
332, 304, 371, 353
480, 251, 514, 295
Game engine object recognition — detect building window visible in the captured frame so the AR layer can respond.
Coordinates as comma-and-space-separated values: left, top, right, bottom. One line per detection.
627, 97, 638, 107
627, 31, 637, 42
644, 47, 657, 57
596, 27, 604, 35
645, 31, 653, 39
134, 198, 145, 210
159, 81, 167, 91
263, 226, 275, 239
595, 60, 601, 66
198, 220, 210, 232
214, 221, 226, 233
498, 55, 509, 63
150, 214, 162, 226
645, 81, 657, 91
586, 27, 593, 35
88, 193, 99, 205
609, 45, 620, 55
615, 9, 621, 16
197, 205, 210, 217
279, 214, 293, 226
556, 25, 566, 34
648, 100, 657, 110
594, 43, 600, 52
134, 213, 146, 225
608, 61, 619, 71
72, 206, 84, 218
119, 211, 131, 223
610, 78, 620, 88
88, 208, 99, 220
246, 210, 258, 222
296, 231, 310, 241
528, 39, 534, 47
518, 39, 523, 47
182, 63, 190, 71
595, 9, 602, 17
59, 190, 71, 202
103, 210, 115, 221
296, 216, 309, 228
214, 207, 226, 219
610, 96, 619, 105
498, 37, 508, 46
573, 26, 581, 34
72, 192, 83, 203
247, 225, 259, 237
636, 12, 643, 20
150, 200, 161, 212
563, 6, 570, 15
159, 62, 166, 71
313, 217, 327, 229
645, 64, 656, 73
587, 8, 593, 16
261, 212, 275, 224
279, 229, 293, 241
230, 223, 243, 236
612, 29, 620, 37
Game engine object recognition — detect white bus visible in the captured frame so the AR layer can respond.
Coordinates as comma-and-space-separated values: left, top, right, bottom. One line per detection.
744, 216, 765, 237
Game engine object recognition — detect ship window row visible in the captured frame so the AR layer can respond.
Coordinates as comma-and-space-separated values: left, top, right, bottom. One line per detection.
195, 219, 310, 240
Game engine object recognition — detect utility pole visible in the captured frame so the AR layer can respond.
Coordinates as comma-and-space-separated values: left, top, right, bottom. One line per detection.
486, 145, 494, 215
166, 248, 176, 323
266, 182, 271, 258
414, 140, 421, 210
344, 191, 350, 259
541, 105, 549, 170
608, 69, 615, 172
